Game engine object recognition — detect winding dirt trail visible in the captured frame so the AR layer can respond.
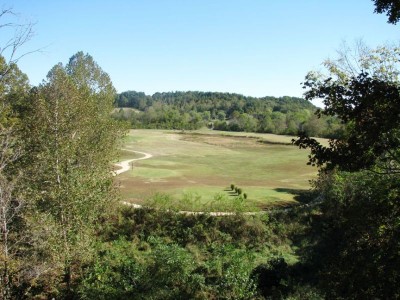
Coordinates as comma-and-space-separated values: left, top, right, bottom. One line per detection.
113, 149, 153, 209
113, 149, 153, 175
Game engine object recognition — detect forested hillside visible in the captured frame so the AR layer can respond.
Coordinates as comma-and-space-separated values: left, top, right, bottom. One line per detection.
113, 91, 343, 138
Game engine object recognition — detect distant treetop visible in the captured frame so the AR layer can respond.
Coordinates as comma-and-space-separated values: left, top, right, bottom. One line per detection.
373, 0, 400, 24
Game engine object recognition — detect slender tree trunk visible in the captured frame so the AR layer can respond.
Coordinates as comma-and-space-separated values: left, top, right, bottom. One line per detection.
54, 96, 73, 296
1, 203, 10, 300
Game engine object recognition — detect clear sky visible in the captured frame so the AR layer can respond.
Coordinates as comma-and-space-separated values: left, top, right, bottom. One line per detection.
1, 0, 399, 103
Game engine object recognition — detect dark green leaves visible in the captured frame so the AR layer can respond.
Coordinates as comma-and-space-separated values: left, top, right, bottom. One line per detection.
294, 72, 400, 172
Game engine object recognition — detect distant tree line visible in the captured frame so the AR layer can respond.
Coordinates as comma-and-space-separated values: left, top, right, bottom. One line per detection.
113, 91, 344, 138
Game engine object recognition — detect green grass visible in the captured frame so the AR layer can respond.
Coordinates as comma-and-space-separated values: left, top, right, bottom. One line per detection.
116, 150, 144, 161
115, 129, 319, 211
144, 191, 257, 213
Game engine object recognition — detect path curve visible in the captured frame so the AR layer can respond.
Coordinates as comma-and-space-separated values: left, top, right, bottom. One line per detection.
113, 149, 153, 175
113, 149, 153, 209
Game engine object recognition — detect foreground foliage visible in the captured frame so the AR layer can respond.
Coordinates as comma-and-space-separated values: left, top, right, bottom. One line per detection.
289, 42, 400, 299
309, 170, 400, 298
0, 49, 125, 298
294, 43, 400, 173
78, 206, 302, 300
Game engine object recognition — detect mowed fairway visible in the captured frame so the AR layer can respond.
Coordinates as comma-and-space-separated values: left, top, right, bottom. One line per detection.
116, 129, 318, 211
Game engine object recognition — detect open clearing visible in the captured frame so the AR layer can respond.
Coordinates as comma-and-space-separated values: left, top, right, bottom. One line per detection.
115, 129, 319, 211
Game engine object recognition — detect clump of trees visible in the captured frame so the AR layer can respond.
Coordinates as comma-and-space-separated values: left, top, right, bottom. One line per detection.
290, 40, 400, 299
0, 10, 125, 297
0, 50, 125, 298
230, 184, 247, 198
113, 91, 344, 138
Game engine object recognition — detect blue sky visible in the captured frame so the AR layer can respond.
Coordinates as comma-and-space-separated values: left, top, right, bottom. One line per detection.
1, 0, 399, 103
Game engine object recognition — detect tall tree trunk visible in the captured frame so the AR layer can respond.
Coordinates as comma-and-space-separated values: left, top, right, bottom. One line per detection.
1, 194, 10, 300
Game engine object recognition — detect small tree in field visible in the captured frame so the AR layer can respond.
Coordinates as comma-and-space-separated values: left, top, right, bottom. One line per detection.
237, 188, 242, 196
243, 193, 247, 200
230, 184, 235, 191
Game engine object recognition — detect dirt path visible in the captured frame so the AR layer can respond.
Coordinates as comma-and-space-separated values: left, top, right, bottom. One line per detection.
119, 201, 261, 216
113, 149, 153, 209
113, 149, 153, 175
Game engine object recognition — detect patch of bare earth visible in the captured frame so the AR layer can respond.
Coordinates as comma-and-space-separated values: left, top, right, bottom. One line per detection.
179, 134, 265, 148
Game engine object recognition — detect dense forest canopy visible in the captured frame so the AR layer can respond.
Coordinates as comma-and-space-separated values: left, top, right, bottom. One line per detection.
113, 91, 343, 138
116, 91, 314, 113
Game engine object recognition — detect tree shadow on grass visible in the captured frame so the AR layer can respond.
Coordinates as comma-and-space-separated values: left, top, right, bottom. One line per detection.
223, 189, 239, 197
227, 191, 239, 197
274, 188, 314, 204
227, 192, 239, 197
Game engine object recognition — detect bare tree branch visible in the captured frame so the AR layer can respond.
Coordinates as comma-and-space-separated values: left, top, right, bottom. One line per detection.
0, 7, 38, 83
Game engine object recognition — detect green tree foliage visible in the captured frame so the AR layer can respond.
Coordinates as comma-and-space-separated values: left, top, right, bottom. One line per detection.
0, 56, 30, 124
296, 73, 400, 172
0, 10, 42, 298
113, 90, 341, 137
0, 52, 30, 300
309, 171, 400, 298
0, 131, 21, 299
251, 258, 291, 299
294, 44, 400, 172
79, 238, 205, 300
373, 0, 400, 24
79, 238, 258, 300
80, 207, 273, 299
290, 42, 400, 299
19, 52, 124, 296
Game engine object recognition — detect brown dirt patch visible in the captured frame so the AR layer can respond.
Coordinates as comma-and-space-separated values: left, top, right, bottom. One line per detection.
180, 133, 265, 149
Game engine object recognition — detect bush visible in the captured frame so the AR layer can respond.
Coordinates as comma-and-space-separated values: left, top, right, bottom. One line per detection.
79, 238, 205, 300
309, 170, 400, 299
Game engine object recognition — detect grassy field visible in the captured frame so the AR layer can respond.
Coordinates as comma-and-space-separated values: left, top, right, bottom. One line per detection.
116, 129, 319, 211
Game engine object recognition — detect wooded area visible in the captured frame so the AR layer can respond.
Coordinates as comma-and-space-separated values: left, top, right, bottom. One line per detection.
113, 91, 343, 138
